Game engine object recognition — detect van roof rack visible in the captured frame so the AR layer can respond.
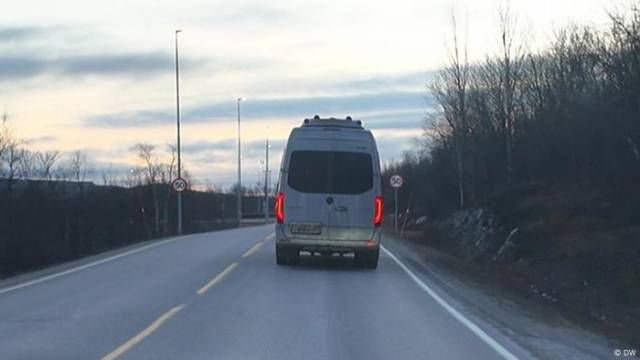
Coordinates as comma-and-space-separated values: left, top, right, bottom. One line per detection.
302, 115, 363, 129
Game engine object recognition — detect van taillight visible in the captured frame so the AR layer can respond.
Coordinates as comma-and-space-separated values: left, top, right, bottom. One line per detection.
373, 196, 383, 227
275, 192, 285, 223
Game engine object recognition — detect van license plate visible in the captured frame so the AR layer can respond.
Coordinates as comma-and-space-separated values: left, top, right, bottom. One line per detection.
290, 224, 321, 235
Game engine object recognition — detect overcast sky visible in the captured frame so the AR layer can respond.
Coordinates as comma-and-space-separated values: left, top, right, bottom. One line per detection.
1, 0, 624, 188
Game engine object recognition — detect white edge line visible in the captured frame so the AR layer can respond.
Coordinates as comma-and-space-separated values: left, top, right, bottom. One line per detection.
265, 233, 275, 241
381, 245, 519, 360
0, 236, 181, 296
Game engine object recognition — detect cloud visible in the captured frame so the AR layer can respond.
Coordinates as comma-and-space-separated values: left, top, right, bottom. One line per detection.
0, 56, 46, 79
374, 134, 423, 162
60, 53, 174, 76
332, 70, 437, 93
84, 90, 435, 128
0, 51, 205, 80
182, 139, 236, 153
0, 26, 45, 42
0, 25, 207, 81
182, 139, 285, 156
24, 135, 57, 144
84, 110, 175, 128
240, 91, 431, 119
362, 109, 426, 130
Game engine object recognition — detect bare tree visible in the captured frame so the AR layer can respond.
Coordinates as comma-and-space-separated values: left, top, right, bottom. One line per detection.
67, 150, 93, 183
131, 143, 161, 235
17, 148, 37, 179
100, 163, 119, 186
431, 10, 471, 207
159, 144, 176, 185
182, 168, 193, 191
412, 2, 640, 217
0, 112, 8, 170
122, 167, 144, 188
3, 140, 23, 183
0, 115, 24, 193
0, 113, 22, 184
162, 144, 176, 235
202, 179, 218, 193
36, 151, 61, 182
476, 2, 527, 185
497, 2, 526, 184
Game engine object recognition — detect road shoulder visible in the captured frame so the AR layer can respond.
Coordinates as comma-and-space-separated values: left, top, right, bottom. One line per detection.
383, 235, 618, 360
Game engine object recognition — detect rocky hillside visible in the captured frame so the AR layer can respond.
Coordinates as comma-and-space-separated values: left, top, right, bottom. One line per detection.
409, 180, 640, 345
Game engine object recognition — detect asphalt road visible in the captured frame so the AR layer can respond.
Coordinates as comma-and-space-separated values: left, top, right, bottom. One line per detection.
0, 225, 533, 360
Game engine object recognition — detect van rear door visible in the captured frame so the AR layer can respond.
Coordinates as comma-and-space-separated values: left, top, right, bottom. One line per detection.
283, 140, 331, 240
327, 138, 375, 241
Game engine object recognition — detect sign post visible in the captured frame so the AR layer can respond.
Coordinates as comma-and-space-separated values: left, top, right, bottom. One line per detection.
390, 175, 404, 233
172, 177, 187, 233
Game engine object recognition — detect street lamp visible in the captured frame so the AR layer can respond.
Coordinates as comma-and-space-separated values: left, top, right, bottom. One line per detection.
236, 97, 244, 227
175, 29, 183, 235
264, 127, 270, 222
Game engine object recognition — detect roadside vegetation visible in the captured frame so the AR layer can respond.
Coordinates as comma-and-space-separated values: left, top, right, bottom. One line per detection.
0, 116, 267, 277
382, 5, 640, 344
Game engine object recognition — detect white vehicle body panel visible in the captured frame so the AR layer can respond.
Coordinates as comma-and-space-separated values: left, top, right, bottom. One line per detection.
276, 117, 382, 252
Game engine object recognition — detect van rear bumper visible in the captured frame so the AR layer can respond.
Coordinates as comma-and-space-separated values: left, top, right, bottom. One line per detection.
278, 239, 379, 253
275, 224, 380, 253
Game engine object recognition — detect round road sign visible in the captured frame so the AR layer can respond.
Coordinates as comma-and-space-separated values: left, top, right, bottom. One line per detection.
172, 177, 187, 192
390, 175, 404, 188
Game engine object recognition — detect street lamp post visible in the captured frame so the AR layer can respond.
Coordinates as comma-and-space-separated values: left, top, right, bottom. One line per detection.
175, 29, 183, 235
264, 132, 270, 222
236, 97, 243, 227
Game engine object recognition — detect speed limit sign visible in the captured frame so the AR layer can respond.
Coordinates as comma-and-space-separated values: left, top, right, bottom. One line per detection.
390, 175, 404, 188
172, 177, 187, 192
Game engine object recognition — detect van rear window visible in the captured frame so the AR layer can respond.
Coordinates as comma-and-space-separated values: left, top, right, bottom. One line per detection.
287, 151, 330, 194
287, 151, 373, 194
333, 151, 373, 194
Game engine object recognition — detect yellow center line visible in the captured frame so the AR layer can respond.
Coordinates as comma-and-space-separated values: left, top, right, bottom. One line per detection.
196, 262, 239, 295
242, 242, 264, 258
102, 304, 185, 360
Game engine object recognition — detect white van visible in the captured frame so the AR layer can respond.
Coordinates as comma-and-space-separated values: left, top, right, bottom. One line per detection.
274, 116, 383, 268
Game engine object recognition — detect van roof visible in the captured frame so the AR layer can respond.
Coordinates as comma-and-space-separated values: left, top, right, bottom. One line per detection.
301, 115, 364, 129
